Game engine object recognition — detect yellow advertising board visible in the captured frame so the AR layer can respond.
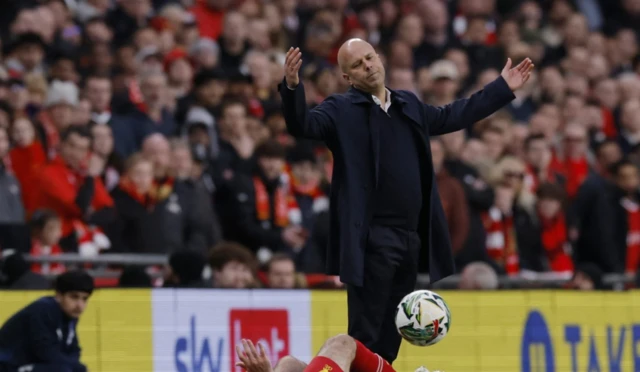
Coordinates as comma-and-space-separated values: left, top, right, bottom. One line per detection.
0, 289, 153, 372
311, 291, 640, 372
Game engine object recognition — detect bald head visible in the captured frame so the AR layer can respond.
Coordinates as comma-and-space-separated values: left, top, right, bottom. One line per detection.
142, 133, 171, 178
337, 38, 369, 72
337, 38, 385, 94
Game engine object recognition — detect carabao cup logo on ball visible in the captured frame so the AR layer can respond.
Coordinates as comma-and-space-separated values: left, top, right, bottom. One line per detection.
395, 290, 451, 347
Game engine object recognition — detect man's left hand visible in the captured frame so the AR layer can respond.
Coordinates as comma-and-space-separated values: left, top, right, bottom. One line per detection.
501, 57, 534, 91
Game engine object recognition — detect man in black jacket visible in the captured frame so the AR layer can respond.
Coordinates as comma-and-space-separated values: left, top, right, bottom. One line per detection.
280, 38, 533, 363
223, 140, 306, 257
0, 270, 93, 372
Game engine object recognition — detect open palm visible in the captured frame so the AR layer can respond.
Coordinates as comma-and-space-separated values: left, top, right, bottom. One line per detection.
501, 58, 534, 91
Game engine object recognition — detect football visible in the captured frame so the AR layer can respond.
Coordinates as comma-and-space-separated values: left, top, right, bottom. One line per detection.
395, 290, 451, 347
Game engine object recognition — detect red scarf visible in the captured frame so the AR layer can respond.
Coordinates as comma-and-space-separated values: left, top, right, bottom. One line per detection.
482, 207, 519, 275
622, 198, 640, 274
539, 213, 574, 273
37, 110, 60, 160
118, 177, 157, 209
254, 176, 298, 227
30, 240, 65, 275
149, 177, 175, 202
563, 157, 589, 199
290, 175, 329, 215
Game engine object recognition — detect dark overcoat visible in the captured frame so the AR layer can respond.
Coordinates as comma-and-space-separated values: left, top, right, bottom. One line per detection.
279, 77, 515, 286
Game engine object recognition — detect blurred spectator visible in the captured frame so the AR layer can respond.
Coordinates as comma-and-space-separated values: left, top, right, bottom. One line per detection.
164, 250, 207, 288
209, 241, 256, 289
118, 267, 153, 288
171, 138, 222, 248
440, 131, 494, 268
37, 80, 79, 159
287, 143, 329, 271
90, 123, 123, 191
9, 116, 47, 213
35, 127, 114, 254
29, 209, 65, 276
0, 126, 28, 252
216, 99, 257, 177
561, 123, 591, 199
119, 71, 178, 152
484, 157, 543, 274
571, 141, 623, 273
4, 33, 47, 77
430, 138, 469, 255
610, 159, 640, 275
265, 253, 298, 289
458, 261, 499, 290
0, 251, 51, 290
108, 153, 165, 253
223, 140, 306, 261
536, 183, 573, 274
523, 134, 565, 193
565, 263, 604, 290
137, 133, 211, 253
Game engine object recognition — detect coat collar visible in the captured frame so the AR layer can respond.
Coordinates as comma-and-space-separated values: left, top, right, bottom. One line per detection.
346, 86, 408, 105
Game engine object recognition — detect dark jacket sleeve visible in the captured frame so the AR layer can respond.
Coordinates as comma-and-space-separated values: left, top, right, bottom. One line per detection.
278, 79, 338, 141
424, 76, 516, 136
228, 177, 284, 251
27, 308, 82, 367
74, 177, 95, 213
184, 181, 217, 255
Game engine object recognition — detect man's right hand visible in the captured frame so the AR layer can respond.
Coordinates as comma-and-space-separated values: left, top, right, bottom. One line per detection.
284, 47, 302, 88
87, 153, 106, 177
282, 225, 306, 250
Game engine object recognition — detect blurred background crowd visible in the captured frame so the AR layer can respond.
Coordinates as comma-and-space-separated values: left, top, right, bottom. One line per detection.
0, 0, 639, 291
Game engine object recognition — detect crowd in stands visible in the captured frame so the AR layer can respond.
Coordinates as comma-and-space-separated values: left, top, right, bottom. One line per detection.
0, 0, 640, 290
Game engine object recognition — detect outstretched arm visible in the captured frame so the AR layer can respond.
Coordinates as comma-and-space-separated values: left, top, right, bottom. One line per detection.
425, 58, 534, 136
279, 47, 337, 141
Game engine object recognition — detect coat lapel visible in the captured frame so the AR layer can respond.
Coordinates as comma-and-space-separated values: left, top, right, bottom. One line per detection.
369, 105, 380, 187
391, 92, 424, 130
347, 87, 380, 187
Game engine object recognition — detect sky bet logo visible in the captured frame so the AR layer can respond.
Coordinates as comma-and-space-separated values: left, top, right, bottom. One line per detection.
174, 310, 289, 372
521, 310, 640, 372
175, 316, 224, 372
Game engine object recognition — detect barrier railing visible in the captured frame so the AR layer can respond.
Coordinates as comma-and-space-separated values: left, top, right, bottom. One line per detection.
23, 254, 637, 289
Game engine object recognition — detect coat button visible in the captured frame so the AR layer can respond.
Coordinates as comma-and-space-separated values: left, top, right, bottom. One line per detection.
362, 185, 368, 190
355, 222, 361, 227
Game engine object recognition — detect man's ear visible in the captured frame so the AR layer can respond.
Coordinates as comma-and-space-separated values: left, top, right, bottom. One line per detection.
342, 74, 351, 85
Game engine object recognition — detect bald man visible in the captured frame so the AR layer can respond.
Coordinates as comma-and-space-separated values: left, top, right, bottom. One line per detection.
279, 39, 533, 362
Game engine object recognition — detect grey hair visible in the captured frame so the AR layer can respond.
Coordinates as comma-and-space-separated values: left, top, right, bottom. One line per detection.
459, 262, 499, 290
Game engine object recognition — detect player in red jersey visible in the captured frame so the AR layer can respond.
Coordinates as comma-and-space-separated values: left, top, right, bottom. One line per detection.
235, 335, 438, 372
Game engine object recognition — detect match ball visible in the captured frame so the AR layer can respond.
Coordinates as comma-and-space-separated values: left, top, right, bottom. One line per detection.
395, 290, 451, 347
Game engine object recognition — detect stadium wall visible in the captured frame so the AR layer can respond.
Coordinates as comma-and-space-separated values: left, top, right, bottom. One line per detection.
1, 289, 639, 372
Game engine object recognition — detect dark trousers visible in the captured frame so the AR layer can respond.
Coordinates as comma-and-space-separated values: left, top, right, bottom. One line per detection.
347, 225, 420, 364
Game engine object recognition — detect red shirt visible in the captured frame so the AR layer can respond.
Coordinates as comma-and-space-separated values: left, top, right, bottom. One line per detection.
540, 213, 574, 273
622, 198, 640, 274
9, 141, 47, 214
36, 157, 113, 237
191, 0, 225, 40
